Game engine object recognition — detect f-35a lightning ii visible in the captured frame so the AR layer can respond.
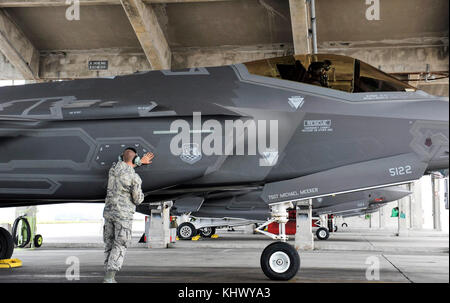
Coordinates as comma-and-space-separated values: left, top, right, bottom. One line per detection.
0, 54, 448, 280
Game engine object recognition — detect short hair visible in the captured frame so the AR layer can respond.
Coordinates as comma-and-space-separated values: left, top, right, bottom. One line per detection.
123, 149, 136, 163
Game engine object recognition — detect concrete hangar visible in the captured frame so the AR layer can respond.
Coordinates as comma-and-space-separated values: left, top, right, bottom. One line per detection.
0, 0, 448, 285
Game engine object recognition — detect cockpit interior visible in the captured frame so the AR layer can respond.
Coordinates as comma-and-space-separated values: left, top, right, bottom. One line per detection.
244, 54, 416, 93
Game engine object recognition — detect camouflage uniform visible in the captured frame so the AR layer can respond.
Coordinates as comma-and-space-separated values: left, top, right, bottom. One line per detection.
103, 161, 144, 272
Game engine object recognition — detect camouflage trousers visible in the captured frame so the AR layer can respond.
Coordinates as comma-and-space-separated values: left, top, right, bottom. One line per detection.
103, 218, 132, 272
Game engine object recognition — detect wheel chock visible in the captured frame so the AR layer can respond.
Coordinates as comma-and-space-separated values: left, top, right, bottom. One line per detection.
191, 235, 201, 241
176, 236, 179, 241
0, 259, 22, 269
211, 234, 219, 239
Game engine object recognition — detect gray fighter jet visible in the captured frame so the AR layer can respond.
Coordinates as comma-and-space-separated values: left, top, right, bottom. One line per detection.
0, 54, 448, 280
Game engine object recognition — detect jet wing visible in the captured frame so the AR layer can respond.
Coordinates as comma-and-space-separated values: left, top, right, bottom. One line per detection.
261, 153, 427, 205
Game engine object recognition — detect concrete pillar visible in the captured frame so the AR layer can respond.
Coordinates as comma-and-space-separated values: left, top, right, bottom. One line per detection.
432, 175, 442, 231
378, 208, 386, 229
295, 199, 313, 250
147, 201, 172, 248
0, 223, 11, 234
370, 211, 380, 229
410, 180, 424, 230
397, 184, 411, 236
319, 214, 327, 228
243, 224, 255, 234
289, 0, 311, 54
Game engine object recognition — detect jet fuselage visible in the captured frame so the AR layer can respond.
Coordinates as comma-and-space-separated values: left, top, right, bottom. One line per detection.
0, 55, 448, 207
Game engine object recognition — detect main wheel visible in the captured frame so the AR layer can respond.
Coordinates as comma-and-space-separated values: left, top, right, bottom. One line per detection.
260, 242, 300, 281
199, 227, 216, 238
334, 225, 338, 232
34, 234, 43, 248
316, 227, 330, 240
0, 227, 14, 259
177, 222, 197, 240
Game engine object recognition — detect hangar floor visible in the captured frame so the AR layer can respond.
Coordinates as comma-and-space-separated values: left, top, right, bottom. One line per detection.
0, 229, 448, 283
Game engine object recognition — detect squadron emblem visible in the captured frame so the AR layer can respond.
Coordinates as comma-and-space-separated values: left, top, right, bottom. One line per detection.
180, 143, 202, 164
288, 96, 305, 110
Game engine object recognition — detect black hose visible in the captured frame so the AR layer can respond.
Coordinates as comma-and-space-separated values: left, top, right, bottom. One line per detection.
11, 216, 31, 248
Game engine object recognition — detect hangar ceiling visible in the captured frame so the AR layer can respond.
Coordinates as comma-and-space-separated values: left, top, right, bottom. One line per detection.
0, 0, 448, 95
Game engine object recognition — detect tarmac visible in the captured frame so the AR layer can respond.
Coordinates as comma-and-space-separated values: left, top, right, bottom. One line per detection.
0, 229, 448, 283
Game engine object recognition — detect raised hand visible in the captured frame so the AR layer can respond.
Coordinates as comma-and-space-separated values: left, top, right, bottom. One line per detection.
141, 152, 155, 165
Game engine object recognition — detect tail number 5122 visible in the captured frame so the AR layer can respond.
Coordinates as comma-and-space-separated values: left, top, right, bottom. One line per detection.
389, 165, 412, 177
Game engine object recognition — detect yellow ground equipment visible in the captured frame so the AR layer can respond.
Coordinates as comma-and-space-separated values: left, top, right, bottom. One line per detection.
0, 259, 22, 269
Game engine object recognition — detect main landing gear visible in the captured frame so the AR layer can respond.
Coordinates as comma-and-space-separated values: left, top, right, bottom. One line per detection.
0, 227, 14, 260
255, 202, 300, 280
315, 227, 330, 240
177, 222, 197, 240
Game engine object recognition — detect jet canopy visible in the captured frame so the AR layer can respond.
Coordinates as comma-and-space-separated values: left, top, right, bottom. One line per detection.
244, 54, 416, 93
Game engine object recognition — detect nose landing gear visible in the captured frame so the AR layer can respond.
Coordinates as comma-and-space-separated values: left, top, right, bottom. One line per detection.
260, 241, 300, 280
255, 202, 300, 280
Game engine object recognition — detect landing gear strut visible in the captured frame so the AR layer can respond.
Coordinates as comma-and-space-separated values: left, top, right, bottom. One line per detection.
255, 202, 300, 280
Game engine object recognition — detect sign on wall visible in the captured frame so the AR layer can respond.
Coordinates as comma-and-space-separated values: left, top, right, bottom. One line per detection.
88, 61, 109, 71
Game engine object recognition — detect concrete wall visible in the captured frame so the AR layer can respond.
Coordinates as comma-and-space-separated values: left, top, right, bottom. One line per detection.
316, 0, 448, 48
1, 0, 448, 80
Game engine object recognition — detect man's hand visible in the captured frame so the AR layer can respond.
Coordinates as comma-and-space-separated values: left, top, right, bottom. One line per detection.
140, 152, 154, 165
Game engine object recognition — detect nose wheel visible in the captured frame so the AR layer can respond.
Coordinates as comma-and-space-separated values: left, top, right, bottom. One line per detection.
255, 201, 301, 280
260, 242, 300, 280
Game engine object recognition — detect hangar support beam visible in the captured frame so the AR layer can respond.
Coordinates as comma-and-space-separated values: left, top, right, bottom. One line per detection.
121, 0, 171, 70
0, 52, 22, 79
295, 199, 313, 250
329, 45, 449, 75
0, 9, 39, 80
289, 0, 311, 55
27, 45, 446, 80
35, 44, 292, 80
0, 0, 237, 8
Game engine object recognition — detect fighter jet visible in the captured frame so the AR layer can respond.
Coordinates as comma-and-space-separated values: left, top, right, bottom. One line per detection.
0, 54, 448, 280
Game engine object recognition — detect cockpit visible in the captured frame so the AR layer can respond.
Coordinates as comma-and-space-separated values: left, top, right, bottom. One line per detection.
244, 54, 416, 93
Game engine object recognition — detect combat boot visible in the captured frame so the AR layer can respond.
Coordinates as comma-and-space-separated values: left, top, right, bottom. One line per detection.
103, 270, 117, 283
